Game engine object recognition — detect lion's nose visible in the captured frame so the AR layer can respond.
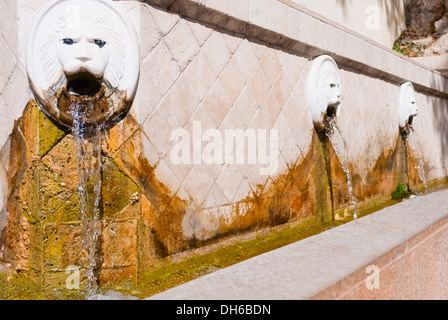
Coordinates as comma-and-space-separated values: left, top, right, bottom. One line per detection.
76, 38, 93, 63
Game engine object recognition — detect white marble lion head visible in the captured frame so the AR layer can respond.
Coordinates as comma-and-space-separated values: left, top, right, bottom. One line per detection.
26, 0, 140, 129
307, 55, 342, 131
399, 82, 418, 130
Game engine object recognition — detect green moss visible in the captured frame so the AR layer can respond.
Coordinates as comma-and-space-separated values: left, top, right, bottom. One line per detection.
391, 183, 411, 200
102, 159, 140, 219
37, 108, 67, 157
0, 269, 85, 300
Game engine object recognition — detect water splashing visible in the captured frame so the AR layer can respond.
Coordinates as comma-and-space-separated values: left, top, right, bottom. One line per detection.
70, 98, 104, 297
325, 117, 360, 220
406, 127, 428, 193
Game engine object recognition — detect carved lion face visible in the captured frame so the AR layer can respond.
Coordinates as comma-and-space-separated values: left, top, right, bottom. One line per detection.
26, 0, 140, 130
56, 21, 111, 80
324, 72, 342, 110
399, 82, 418, 130
307, 55, 342, 131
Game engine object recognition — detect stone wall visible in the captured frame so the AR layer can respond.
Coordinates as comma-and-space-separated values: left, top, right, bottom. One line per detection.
1, 0, 448, 287
404, 0, 448, 38
292, 0, 407, 48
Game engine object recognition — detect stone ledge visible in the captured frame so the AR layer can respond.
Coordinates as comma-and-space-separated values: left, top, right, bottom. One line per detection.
147, 188, 448, 300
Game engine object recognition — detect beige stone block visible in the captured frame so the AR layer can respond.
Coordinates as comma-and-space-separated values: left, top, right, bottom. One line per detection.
291, 111, 313, 156
250, 0, 268, 28
202, 31, 232, 76
189, 20, 213, 47
229, 0, 249, 22
299, 12, 315, 47
152, 158, 182, 197
273, 112, 293, 153
337, 29, 349, 58
164, 19, 201, 71
0, 36, 16, 93
140, 5, 163, 59
183, 51, 216, 102
286, 6, 301, 41
203, 182, 229, 208
185, 207, 220, 241
276, 50, 289, 67
192, 81, 232, 129
250, 40, 268, 60
282, 55, 307, 89
164, 151, 194, 186
247, 64, 271, 107
1, 64, 31, 120
259, 47, 282, 86
268, 0, 287, 35
149, 5, 180, 35
140, 40, 181, 110
272, 71, 292, 107
143, 99, 181, 157
141, 132, 160, 170
221, 32, 242, 54
372, 46, 386, 72
232, 178, 252, 202
232, 38, 258, 83
216, 163, 246, 203
166, 75, 200, 126
0, 0, 18, 57
324, 25, 338, 56
220, 87, 258, 131
0, 95, 14, 149
245, 162, 270, 190
249, 90, 281, 131
133, 78, 158, 126
207, 0, 229, 14
218, 58, 245, 105
182, 164, 215, 206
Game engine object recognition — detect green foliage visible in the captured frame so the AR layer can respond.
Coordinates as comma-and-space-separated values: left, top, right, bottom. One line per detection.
391, 183, 411, 200
393, 41, 406, 55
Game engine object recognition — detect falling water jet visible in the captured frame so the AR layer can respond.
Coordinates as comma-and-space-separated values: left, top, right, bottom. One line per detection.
398, 82, 426, 195
408, 126, 428, 194
307, 55, 360, 220
70, 98, 104, 297
325, 117, 360, 220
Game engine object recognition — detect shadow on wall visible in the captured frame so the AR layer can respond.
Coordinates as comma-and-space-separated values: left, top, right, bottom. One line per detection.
430, 72, 448, 177
378, 0, 407, 41
336, 0, 405, 47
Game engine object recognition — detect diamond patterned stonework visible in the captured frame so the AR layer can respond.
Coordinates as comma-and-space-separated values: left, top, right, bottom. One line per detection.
1, 1, 448, 292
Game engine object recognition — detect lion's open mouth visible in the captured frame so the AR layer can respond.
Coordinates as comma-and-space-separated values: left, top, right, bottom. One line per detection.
326, 105, 337, 118
67, 72, 102, 97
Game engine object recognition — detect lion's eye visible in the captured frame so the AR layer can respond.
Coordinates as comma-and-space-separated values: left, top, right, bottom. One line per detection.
330, 84, 336, 88
94, 39, 106, 48
62, 38, 74, 45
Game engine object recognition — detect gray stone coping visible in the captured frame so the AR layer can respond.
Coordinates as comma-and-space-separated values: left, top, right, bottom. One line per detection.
147, 189, 448, 300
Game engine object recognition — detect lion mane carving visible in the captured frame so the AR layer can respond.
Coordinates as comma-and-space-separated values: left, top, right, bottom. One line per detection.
307, 55, 342, 132
26, 0, 140, 131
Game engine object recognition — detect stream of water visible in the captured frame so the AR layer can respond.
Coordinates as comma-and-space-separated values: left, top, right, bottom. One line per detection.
70, 99, 104, 297
407, 127, 428, 193
325, 118, 360, 220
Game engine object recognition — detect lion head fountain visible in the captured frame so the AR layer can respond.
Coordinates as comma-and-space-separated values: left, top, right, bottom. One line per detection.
26, 0, 140, 132
399, 82, 418, 135
307, 55, 342, 133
